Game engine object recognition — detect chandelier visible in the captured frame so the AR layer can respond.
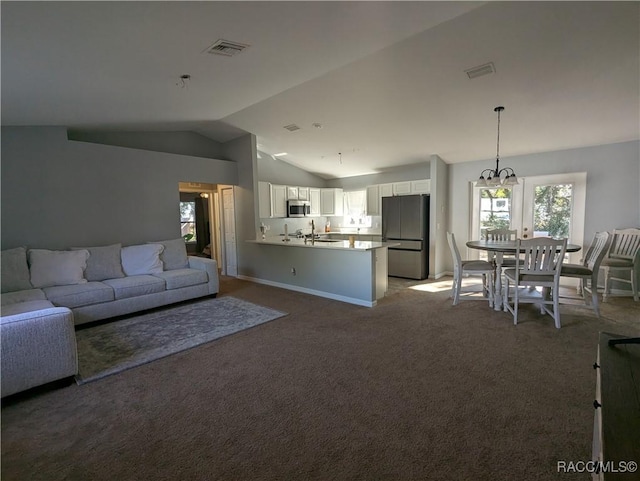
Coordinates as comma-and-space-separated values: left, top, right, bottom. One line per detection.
477, 106, 518, 187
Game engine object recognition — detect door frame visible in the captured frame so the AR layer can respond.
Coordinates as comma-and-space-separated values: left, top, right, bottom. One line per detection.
178, 183, 217, 261
219, 185, 238, 277
469, 172, 586, 267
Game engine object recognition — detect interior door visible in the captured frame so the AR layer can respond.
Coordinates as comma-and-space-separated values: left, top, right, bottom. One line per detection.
221, 187, 237, 277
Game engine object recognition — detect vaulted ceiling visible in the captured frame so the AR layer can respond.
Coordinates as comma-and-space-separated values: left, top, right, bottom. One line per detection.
2, 1, 638, 178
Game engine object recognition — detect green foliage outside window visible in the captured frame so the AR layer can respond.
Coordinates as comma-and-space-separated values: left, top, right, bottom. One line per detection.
534, 184, 572, 238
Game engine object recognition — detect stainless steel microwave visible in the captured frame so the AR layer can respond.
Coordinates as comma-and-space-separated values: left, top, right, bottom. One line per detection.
287, 200, 310, 217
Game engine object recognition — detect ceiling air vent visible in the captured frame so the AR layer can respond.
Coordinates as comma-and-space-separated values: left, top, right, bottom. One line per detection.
204, 39, 250, 57
465, 62, 496, 79
283, 124, 301, 132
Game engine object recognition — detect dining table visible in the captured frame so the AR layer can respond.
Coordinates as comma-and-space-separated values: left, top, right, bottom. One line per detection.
466, 239, 582, 311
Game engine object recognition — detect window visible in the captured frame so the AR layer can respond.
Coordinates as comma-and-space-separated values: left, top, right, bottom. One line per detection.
479, 187, 512, 239
342, 190, 372, 227
180, 201, 197, 242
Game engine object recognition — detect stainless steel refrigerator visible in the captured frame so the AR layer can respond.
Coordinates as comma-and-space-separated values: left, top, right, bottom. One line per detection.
382, 194, 429, 279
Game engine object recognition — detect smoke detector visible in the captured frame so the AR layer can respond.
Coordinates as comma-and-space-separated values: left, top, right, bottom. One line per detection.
465, 62, 496, 79
204, 39, 250, 57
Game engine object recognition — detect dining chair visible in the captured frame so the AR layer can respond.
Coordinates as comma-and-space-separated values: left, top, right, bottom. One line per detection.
503, 237, 567, 328
486, 228, 519, 267
446, 232, 494, 307
600, 228, 640, 302
559, 231, 611, 317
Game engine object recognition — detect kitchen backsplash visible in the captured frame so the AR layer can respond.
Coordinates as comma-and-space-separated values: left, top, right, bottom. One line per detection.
259, 216, 381, 237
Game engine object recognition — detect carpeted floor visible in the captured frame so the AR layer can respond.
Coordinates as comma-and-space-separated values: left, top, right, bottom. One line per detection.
1, 275, 638, 481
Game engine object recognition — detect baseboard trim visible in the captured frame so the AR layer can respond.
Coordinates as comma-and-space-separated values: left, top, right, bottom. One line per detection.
237, 275, 376, 308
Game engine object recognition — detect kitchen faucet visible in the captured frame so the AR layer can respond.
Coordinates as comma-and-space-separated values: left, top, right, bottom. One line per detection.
311, 220, 315, 245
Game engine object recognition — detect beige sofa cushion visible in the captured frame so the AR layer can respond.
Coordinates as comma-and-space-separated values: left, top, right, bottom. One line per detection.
28, 249, 89, 288
1, 247, 33, 293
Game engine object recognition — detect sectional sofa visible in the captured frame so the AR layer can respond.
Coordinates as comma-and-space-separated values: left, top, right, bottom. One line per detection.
1, 239, 219, 397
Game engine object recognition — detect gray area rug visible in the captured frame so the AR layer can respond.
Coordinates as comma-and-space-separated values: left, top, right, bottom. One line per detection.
75, 296, 287, 384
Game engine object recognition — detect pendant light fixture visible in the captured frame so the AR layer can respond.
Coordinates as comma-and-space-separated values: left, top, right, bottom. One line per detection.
477, 106, 518, 187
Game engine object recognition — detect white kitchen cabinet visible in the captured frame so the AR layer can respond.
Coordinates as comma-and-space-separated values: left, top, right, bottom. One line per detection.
366, 185, 380, 216
298, 187, 310, 201
411, 179, 431, 194
286, 186, 299, 200
392, 181, 412, 196
309, 188, 321, 216
258, 181, 272, 218
320, 188, 344, 216
380, 183, 394, 199
271, 184, 287, 218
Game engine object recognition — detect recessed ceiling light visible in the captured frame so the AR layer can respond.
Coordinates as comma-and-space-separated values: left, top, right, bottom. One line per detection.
273, 152, 288, 157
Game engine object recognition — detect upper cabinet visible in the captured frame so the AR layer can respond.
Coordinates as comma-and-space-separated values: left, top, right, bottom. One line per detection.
286, 186, 299, 200
320, 188, 344, 216
271, 184, 287, 218
258, 182, 322, 218
309, 188, 321, 216
298, 187, 310, 201
366, 180, 430, 215
410, 179, 431, 194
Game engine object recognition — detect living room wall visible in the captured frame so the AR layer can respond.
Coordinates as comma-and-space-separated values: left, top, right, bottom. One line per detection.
1, 127, 238, 250
447, 140, 640, 288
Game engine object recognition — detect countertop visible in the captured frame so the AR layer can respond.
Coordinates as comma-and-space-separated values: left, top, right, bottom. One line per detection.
248, 237, 397, 251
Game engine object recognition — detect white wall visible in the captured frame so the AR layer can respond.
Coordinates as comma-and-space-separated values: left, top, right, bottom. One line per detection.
1, 127, 238, 249
447, 140, 640, 273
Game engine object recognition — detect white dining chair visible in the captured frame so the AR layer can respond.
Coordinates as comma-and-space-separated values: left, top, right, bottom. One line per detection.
503, 237, 567, 328
600, 228, 640, 302
446, 232, 495, 307
486, 228, 519, 267
559, 231, 611, 317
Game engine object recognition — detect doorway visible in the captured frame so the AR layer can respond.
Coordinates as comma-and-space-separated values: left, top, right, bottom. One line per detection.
470, 172, 586, 265
178, 182, 216, 261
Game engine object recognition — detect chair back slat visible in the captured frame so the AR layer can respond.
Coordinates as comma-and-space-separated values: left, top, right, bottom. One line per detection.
584, 231, 612, 271
447, 232, 462, 270
517, 237, 567, 277
609, 228, 640, 260
486, 229, 517, 241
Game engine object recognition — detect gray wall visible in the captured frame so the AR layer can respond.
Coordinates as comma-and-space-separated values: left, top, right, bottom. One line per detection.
1, 127, 238, 249
67, 130, 225, 159
326, 161, 430, 190
448, 140, 640, 250
257, 152, 327, 187
447, 140, 640, 288
430, 155, 449, 278
222, 134, 260, 278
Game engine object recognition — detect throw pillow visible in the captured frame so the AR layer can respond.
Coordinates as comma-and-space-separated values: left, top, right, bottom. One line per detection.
148, 238, 189, 270
121, 244, 164, 276
71, 243, 125, 281
1, 247, 33, 293
28, 249, 90, 289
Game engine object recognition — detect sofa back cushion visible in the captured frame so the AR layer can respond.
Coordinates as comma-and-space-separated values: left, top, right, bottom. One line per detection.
71, 243, 125, 281
148, 238, 189, 270
28, 249, 90, 288
1, 247, 33, 293
121, 244, 164, 276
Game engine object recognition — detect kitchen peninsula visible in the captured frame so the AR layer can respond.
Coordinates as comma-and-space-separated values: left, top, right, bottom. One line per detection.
245, 237, 397, 307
